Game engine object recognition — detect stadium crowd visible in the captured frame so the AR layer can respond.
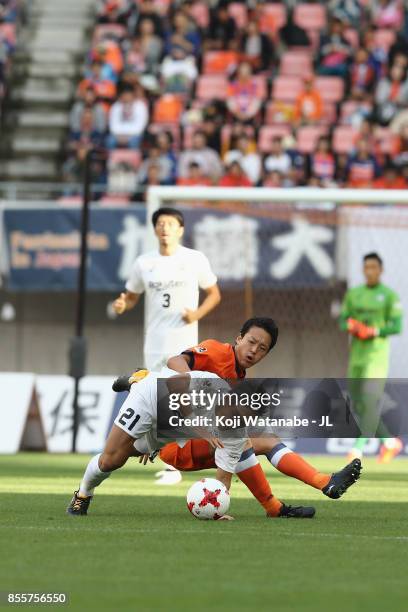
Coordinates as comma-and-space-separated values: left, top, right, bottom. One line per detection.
63, 0, 408, 201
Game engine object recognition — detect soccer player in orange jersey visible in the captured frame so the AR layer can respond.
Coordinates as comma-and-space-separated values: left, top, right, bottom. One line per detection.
114, 317, 362, 517
161, 317, 361, 507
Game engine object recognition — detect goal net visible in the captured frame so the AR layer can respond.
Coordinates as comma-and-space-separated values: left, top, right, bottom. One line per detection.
146, 186, 408, 379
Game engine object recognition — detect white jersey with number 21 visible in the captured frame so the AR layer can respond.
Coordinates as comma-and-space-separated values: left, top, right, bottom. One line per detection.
126, 246, 217, 368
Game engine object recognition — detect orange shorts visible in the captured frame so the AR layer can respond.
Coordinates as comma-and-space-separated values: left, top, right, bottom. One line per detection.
159, 440, 216, 471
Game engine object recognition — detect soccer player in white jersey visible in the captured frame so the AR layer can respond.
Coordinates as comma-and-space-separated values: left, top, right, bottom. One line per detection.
113, 207, 220, 484
66, 368, 246, 518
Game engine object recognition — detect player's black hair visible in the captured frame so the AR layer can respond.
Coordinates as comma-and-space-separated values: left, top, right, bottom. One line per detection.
363, 252, 383, 266
152, 207, 185, 227
239, 317, 279, 352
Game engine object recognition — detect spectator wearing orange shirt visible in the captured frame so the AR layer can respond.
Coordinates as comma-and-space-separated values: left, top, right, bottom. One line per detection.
219, 160, 252, 187
372, 164, 406, 189
294, 76, 323, 125
77, 60, 117, 104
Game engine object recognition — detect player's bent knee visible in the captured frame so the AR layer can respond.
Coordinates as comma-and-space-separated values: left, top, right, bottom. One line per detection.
99, 450, 129, 472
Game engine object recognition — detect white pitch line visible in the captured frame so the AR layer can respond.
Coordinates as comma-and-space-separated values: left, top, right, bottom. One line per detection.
0, 525, 407, 542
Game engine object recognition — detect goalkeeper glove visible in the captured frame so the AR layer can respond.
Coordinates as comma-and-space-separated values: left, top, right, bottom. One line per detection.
355, 323, 379, 340
347, 318, 378, 340
346, 318, 361, 335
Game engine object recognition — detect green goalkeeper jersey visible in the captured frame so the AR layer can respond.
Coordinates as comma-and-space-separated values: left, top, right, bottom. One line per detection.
339, 283, 403, 366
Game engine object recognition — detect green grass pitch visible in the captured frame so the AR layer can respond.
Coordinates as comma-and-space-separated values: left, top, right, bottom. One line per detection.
0, 453, 407, 612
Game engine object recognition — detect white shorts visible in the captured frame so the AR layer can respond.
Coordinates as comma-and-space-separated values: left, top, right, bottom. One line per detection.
214, 437, 248, 473
114, 387, 155, 440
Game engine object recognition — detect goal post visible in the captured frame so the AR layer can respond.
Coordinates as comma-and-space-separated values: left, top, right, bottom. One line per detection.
145, 186, 408, 378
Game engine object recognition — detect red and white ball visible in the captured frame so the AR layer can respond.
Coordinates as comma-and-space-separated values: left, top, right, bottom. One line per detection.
186, 478, 230, 520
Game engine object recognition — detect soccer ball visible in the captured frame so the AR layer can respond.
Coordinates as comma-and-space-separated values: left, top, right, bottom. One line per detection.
186, 478, 230, 520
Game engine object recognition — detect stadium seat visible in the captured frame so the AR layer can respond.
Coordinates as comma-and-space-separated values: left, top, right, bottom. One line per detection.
228, 3, 248, 29
332, 126, 359, 153
315, 77, 344, 103
189, 2, 209, 28
296, 125, 329, 154
259, 4, 287, 36
99, 194, 131, 206
258, 125, 292, 153
272, 76, 303, 102
196, 75, 228, 100
93, 24, 127, 44
321, 102, 337, 124
253, 75, 268, 99
153, 94, 184, 123
293, 3, 327, 32
280, 51, 313, 76
373, 29, 396, 52
57, 196, 82, 206
108, 149, 141, 170
202, 51, 239, 74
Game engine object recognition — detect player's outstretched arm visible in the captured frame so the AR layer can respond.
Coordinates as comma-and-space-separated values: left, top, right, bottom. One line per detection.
167, 353, 192, 372
113, 291, 140, 315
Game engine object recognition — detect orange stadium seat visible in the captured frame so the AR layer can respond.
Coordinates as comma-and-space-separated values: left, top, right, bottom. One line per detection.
332, 126, 359, 153
253, 74, 268, 99
99, 195, 131, 206
259, 4, 287, 36
196, 74, 228, 100
108, 149, 141, 170
153, 94, 184, 123
258, 125, 292, 153
272, 76, 303, 101
315, 77, 344, 103
296, 125, 329, 154
202, 51, 239, 74
322, 102, 337, 124
293, 3, 327, 31
228, 3, 248, 29
280, 51, 313, 76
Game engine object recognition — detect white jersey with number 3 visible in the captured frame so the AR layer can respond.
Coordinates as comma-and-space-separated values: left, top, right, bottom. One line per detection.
126, 246, 217, 366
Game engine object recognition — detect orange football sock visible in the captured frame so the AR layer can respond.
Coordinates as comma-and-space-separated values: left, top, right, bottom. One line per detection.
267, 444, 330, 490
237, 462, 283, 517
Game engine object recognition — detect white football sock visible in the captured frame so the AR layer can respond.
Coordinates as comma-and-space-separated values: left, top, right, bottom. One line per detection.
78, 453, 112, 497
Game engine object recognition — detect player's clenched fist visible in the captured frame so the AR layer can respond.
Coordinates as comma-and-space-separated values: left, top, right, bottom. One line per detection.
113, 292, 128, 315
